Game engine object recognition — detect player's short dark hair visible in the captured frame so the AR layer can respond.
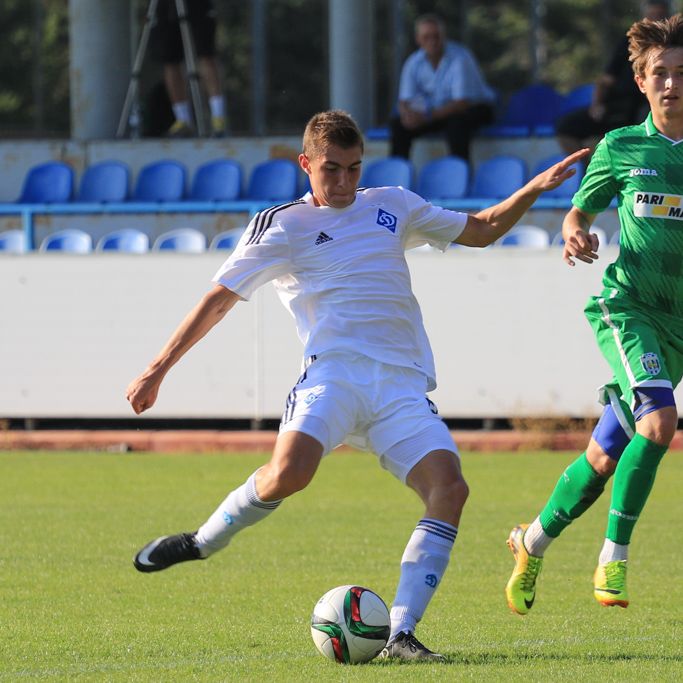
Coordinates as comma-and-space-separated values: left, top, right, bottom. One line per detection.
628, 13, 683, 76
302, 110, 364, 159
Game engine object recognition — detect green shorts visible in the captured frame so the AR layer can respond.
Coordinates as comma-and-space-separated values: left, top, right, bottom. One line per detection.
584, 288, 683, 414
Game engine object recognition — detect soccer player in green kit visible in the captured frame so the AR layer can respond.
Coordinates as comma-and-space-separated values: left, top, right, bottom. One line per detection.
506, 13, 683, 614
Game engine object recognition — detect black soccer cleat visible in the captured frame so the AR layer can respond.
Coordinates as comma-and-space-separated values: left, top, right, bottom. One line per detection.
133, 532, 203, 573
378, 631, 446, 662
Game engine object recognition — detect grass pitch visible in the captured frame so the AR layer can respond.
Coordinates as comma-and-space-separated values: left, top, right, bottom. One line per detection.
0, 448, 681, 681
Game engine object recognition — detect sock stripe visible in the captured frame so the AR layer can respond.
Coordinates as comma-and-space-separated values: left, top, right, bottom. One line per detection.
415, 518, 458, 543
246, 473, 282, 510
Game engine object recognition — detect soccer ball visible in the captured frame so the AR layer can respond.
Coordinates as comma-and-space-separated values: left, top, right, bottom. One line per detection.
310, 585, 391, 664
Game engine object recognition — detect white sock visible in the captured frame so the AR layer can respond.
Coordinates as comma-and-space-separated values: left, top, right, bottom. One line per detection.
523, 516, 554, 557
389, 518, 457, 639
194, 470, 281, 557
209, 95, 226, 119
172, 101, 192, 124
599, 538, 628, 564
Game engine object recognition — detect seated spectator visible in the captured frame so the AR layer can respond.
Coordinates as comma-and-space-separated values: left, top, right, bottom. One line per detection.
555, 0, 670, 156
390, 13, 495, 163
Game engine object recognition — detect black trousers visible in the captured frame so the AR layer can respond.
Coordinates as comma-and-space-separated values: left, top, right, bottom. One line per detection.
390, 102, 494, 161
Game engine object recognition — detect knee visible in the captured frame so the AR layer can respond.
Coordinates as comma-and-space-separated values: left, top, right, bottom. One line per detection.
433, 474, 469, 514
637, 406, 678, 446
586, 439, 617, 477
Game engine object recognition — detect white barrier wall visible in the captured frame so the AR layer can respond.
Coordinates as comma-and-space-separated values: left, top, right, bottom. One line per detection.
5, 246, 677, 422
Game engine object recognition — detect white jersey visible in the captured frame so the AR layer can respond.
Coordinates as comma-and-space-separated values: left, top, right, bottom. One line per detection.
212, 186, 467, 390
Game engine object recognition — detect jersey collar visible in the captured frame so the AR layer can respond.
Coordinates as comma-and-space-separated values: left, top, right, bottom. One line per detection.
645, 111, 658, 136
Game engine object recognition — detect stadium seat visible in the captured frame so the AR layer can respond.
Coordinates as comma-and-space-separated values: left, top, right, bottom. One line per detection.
133, 160, 186, 202
189, 159, 242, 201
609, 229, 620, 245
471, 155, 527, 198
77, 160, 130, 202
246, 159, 298, 202
18, 161, 74, 203
417, 156, 469, 200
559, 83, 595, 115
481, 84, 565, 137
0, 229, 28, 253
96, 228, 150, 253
498, 225, 550, 248
153, 227, 206, 252
39, 229, 93, 253
209, 227, 246, 250
361, 156, 414, 190
551, 225, 607, 247
532, 153, 584, 198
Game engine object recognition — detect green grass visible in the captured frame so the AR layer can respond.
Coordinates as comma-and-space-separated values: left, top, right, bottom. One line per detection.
0, 449, 681, 681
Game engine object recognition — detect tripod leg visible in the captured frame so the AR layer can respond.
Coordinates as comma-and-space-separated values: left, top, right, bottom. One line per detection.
174, 0, 208, 136
117, 0, 160, 138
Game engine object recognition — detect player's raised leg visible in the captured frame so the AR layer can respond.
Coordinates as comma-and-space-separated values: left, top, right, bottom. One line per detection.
134, 431, 323, 572
380, 445, 467, 662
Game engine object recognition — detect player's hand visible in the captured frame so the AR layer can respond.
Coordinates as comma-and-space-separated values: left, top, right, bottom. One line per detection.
126, 372, 162, 414
530, 148, 591, 193
562, 228, 600, 267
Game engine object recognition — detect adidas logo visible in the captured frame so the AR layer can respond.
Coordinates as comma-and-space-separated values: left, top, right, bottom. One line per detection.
314, 232, 333, 245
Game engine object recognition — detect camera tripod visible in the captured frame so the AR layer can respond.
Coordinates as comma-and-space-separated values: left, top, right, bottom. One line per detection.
117, 0, 208, 138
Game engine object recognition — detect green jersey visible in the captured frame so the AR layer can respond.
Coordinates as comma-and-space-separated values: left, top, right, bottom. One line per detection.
573, 112, 683, 317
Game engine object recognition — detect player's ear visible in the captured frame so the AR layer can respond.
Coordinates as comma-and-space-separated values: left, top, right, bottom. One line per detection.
299, 153, 312, 175
634, 73, 646, 94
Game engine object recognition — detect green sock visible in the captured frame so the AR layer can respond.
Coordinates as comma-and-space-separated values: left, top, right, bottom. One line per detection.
539, 452, 608, 538
606, 433, 667, 545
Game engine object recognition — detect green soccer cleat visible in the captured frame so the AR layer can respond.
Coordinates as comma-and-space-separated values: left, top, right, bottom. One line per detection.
593, 560, 629, 608
505, 524, 543, 615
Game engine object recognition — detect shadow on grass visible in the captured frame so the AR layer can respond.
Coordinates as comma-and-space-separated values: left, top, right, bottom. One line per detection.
373, 651, 682, 666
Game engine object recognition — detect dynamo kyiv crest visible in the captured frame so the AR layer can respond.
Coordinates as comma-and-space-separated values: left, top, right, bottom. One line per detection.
640, 352, 661, 376
377, 208, 398, 233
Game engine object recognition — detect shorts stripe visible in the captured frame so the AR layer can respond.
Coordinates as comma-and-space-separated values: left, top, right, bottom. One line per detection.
598, 290, 637, 387
282, 363, 313, 425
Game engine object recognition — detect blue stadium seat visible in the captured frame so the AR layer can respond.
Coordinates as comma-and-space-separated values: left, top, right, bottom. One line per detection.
18, 161, 74, 203
153, 227, 206, 252
532, 153, 584, 198
189, 159, 242, 201
471, 155, 527, 198
209, 228, 246, 250
417, 156, 469, 200
246, 159, 298, 202
609, 229, 620, 246
39, 229, 93, 253
96, 228, 150, 253
0, 229, 28, 253
361, 156, 414, 190
133, 160, 186, 202
498, 225, 550, 248
481, 84, 565, 137
559, 83, 595, 115
77, 160, 130, 202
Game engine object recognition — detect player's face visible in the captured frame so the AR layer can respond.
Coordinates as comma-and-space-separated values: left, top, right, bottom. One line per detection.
299, 144, 363, 209
636, 48, 683, 120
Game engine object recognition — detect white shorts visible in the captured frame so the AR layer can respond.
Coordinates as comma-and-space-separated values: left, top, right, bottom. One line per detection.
279, 352, 458, 482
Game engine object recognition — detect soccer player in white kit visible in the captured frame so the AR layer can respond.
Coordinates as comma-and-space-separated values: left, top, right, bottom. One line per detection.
127, 110, 586, 661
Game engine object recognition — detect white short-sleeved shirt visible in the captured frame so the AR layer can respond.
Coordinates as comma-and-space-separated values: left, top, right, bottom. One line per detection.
398, 40, 495, 112
212, 186, 467, 390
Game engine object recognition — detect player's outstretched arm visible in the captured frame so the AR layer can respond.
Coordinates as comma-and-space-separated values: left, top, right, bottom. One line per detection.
126, 284, 240, 414
561, 206, 600, 267
454, 148, 590, 247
